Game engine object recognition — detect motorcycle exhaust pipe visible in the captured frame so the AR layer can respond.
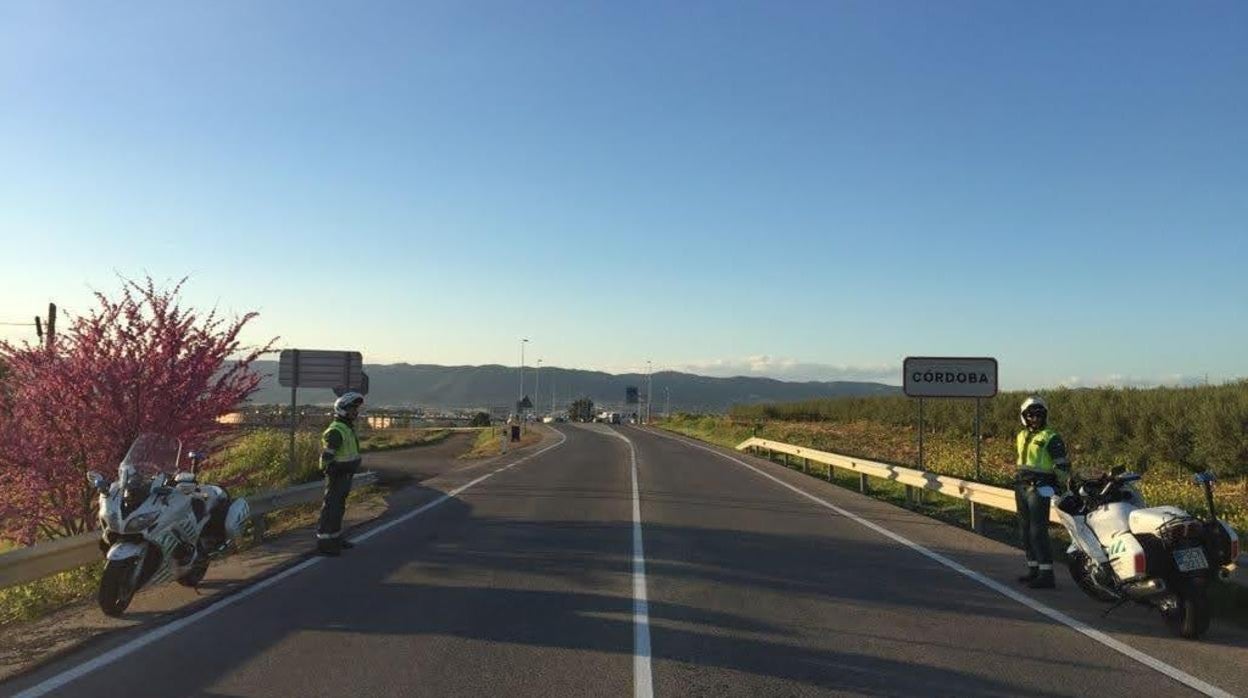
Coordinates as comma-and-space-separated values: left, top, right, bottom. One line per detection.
1122, 578, 1167, 598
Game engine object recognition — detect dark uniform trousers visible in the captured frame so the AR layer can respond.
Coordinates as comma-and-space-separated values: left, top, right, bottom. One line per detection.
1015, 474, 1056, 566
317, 463, 358, 539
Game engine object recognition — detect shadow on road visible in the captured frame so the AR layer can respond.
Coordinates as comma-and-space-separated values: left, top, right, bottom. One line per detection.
111, 506, 1091, 696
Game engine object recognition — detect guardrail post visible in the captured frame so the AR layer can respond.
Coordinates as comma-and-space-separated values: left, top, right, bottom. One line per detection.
859, 473, 869, 493
826, 464, 833, 482
905, 485, 915, 504
802, 457, 809, 474
783, 453, 790, 468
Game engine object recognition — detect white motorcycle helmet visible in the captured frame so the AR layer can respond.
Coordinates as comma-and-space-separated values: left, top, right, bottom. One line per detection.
1019, 395, 1048, 427
334, 391, 365, 417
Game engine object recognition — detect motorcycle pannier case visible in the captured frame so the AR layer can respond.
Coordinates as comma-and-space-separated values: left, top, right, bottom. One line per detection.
1128, 506, 1190, 536
225, 498, 251, 541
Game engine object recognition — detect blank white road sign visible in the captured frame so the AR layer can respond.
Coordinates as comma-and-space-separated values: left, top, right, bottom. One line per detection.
903, 357, 998, 398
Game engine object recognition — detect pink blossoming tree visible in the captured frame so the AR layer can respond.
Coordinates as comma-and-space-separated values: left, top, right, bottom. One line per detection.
0, 277, 275, 544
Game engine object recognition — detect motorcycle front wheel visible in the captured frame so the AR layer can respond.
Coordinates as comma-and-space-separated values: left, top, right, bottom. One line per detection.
1163, 578, 1211, 639
1068, 551, 1118, 602
176, 552, 210, 588
98, 558, 139, 617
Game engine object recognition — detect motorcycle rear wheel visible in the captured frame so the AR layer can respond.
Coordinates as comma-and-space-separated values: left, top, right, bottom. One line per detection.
98, 559, 138, 617
1163, 579, 1211, 639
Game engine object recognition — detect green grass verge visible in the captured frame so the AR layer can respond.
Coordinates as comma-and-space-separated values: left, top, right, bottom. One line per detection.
460, 426, 539, 459
660, 415, 1247, 537
0, 565, 105, 626
358, 428, 452, 452
205, 428, 455, 496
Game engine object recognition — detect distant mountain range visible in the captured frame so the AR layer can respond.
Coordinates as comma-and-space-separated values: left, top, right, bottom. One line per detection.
244, 362, 899, 413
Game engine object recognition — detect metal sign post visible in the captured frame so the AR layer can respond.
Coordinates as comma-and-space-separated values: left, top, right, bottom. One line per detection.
917, 398, 925, 470
289, 350, 300, 475
973, 397, 983, 531
903, 356, 999, 531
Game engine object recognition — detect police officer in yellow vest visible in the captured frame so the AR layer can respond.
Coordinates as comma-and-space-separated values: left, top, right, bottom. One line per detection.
1016, 395, 1070, 588
316, 392, 364, 556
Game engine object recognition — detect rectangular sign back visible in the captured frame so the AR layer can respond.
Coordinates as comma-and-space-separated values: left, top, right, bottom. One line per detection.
278, 349, 365, 392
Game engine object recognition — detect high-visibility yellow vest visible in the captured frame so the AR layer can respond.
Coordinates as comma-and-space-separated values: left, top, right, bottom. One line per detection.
1016, 427, 1060, 474
323, 420, 361, 469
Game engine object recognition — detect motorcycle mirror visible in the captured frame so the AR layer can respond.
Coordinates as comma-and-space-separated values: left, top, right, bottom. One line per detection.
86, 471, 107, 491
1194, 471, 1216, 484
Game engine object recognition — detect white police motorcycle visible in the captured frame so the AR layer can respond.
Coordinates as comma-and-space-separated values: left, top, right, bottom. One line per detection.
87, 433, 250, 617
1052, 467, 1239, 639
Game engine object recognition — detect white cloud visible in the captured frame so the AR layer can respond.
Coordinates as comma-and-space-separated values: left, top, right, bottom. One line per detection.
666, 355, 899, 383
1055, 374, 1208, 389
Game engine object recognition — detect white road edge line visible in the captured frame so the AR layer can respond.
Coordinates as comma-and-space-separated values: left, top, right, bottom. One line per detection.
643, 428, 1234, 698
607, 428, 655, 698
13, 430, 569, 698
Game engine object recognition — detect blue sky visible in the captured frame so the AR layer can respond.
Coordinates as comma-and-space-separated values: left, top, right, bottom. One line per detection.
1, 2, 1245, 389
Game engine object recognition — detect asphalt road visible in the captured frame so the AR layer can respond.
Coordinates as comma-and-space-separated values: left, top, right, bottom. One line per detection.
364, 431, 479, 482
3, 424, 1245, 697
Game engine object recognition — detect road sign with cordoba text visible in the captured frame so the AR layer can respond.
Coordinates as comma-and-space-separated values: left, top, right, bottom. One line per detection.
903, 357, 998, 399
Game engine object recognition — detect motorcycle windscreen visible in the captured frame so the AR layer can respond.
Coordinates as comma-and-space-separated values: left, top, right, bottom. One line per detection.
121, 433, 183, 475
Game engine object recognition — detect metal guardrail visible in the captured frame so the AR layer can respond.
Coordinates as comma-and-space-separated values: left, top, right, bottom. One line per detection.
738, 437, 1035, 519
737, 437, 1245, 584
0, 471, 378, 591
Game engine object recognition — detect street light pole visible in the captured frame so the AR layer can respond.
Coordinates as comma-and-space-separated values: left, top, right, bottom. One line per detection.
535, 359, 542, 417
519, 338, 529, 414
646, 360, 653, 424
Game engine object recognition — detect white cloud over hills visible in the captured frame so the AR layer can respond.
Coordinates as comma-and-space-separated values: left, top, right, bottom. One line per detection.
667, 356, 899, 383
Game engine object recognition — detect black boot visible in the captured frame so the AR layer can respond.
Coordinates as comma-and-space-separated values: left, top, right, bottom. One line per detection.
317, 538, 342, 556
1017, 566, 1038, 584
340, 540, 355, 549
1028, 570, 1056, 589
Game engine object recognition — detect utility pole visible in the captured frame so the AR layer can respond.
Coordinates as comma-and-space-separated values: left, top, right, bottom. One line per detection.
664, 387, 671, 418
535, 359, 542, 417
646, 360, 653, 424
34, 303, 57, 350
46, 303, 55, 350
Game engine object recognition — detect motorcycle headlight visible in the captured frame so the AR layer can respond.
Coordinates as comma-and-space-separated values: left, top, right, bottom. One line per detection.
123, 511, 160, 533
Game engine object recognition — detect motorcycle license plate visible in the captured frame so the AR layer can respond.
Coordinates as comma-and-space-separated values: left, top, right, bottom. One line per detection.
1173, 547, 1209, 572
